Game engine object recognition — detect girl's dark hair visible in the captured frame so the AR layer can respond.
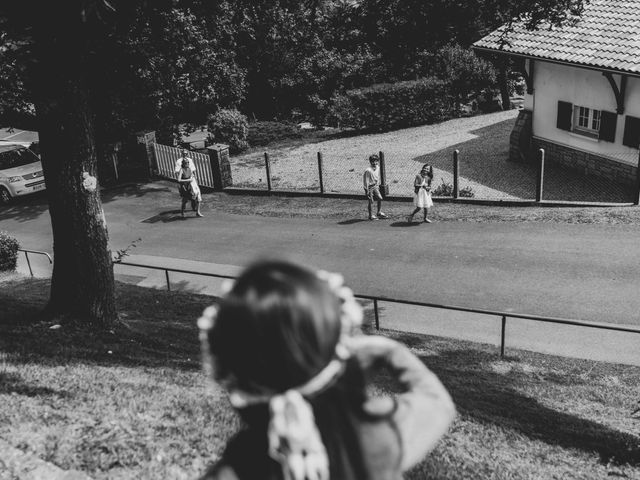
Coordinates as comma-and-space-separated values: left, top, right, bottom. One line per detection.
422, 164, 434, 180
207, 260, 371, 480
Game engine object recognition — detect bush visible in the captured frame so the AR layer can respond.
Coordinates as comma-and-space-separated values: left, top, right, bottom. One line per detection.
432, 178, 474, 198
247, 121, 302, 147
0, 231, 19, 272
207, 109, 249, 153
328, 77, 455, 132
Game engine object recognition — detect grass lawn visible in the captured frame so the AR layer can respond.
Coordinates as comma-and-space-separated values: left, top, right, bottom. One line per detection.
1, 275, 639, 479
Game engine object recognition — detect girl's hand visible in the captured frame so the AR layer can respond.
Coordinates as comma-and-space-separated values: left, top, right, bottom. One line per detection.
343, 335, 401, 370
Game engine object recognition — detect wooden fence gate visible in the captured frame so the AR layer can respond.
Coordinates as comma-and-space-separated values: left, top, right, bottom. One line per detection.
152, 143, 215, 189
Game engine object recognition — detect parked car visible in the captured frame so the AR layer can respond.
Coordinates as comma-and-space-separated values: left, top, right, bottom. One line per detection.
0, 141, 45, 204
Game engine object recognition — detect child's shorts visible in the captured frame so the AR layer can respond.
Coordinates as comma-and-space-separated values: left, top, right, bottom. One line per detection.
367, 185, 383, 200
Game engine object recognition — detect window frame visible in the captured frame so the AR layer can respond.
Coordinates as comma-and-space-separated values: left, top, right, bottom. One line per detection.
572, 105, 601, 138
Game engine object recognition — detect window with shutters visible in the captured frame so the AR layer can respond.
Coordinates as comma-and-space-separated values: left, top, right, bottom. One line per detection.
573, 106, 601, 138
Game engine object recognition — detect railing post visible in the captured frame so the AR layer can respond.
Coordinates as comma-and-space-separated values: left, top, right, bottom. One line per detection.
373, 298, 380, 330
317, 152, 325, 194
500, 315, 507, 358
453, 150, 460, 199
24, 251, 33, 277
165, 270, 171, 291
378, 151, 389, 196
264, 152, 272, 191
634, 149, 640, 205
536, 148, 545, 202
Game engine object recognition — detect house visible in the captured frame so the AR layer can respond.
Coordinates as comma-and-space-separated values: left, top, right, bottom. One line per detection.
473, 0, 640, 186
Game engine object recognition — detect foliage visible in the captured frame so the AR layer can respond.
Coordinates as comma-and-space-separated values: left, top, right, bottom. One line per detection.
433, 44, 497, 105
329, 78, 455, 132
207, 108, 249, 153
0, 230, 19, 272
113, 237, 142, 264
247, 121, 302, 147
432, 178, 475, 198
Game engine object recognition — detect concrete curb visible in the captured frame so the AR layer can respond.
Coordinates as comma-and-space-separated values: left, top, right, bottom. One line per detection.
0, 439, 92, 480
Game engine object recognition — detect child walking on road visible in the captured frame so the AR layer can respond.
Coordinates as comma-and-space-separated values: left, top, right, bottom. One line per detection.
363, 154, 387, 220
197, 259, 455, 480
407, 164, 434, 223
177, 158, 203, 217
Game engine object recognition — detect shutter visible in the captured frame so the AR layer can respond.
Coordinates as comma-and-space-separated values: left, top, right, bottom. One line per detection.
556, 101, 572, 131
598, 110, 617, 142
622, 116, 640, 148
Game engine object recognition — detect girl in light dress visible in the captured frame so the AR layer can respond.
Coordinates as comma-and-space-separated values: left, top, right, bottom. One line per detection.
407, 164, 434, 223
177, 158, 203, 217
197, 259, 455, 480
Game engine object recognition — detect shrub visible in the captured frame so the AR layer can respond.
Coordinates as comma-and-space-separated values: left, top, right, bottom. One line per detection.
0, 231, 19, 272
207, 109, 249, 153
328, 77, 455, 132
432, 178, 475, 198
247, 121, 302, 147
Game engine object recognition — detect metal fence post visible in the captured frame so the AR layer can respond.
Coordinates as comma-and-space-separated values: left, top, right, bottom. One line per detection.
24, 251, 33, 277
373, 299, 380, 330
500, 315, 507, 358
317, 152, 325, 194
165, 270, 171, 291
264, 152, 272, 191
634, 149, 640, 205
536, 148, 545, 202
453, 150, 460, 199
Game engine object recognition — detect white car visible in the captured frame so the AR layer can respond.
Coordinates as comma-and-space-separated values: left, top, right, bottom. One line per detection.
0, 141, 45, 204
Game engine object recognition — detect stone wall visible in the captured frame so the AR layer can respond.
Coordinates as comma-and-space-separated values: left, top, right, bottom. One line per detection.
531, 137, 638, 186
509, 110, 533, 163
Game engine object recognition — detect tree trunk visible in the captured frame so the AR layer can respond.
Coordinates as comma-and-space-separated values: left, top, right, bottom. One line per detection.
31, 2, 117, 328
497, 63, 511, 111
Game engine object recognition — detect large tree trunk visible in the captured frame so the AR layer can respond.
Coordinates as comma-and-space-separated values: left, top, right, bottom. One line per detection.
31, 1, 117, 327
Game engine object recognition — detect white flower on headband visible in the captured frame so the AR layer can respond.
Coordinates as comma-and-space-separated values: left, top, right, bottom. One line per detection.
220, 278, 235, 295
317, 270, 363, 335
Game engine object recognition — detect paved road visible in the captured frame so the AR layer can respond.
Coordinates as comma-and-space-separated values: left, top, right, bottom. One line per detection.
3, 184, 640, 326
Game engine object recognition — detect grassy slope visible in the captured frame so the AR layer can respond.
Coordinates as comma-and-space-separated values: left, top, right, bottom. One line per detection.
1, 275, 639, 479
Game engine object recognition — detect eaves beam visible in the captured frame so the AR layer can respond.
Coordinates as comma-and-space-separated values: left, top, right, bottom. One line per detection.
602, 72, 628, 114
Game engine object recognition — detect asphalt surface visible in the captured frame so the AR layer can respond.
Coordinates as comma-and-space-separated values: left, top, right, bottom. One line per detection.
2, 183, 640, 365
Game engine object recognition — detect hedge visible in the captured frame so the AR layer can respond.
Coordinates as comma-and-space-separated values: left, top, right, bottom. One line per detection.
0, 231, 19, 272
207, 109, 249, 153
329, 77, 456, 132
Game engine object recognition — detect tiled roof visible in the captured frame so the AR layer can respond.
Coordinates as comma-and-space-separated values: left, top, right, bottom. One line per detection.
473, 0, 640, 75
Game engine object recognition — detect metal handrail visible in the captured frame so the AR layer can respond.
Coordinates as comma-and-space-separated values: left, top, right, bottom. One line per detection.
114, 259, 640, 358
17, 248, 53, 277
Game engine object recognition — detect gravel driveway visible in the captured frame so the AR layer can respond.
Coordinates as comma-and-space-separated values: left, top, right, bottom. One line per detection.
229, 110, 634, 203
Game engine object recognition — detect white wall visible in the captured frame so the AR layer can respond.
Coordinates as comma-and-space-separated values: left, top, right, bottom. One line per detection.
531, 61, 640, 165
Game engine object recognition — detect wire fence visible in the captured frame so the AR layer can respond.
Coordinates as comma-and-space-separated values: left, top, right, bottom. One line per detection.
228, 148, 639, 204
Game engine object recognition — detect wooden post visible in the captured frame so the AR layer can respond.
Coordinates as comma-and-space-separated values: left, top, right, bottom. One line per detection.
317, 152, 325, 194
453, 150, 460, 199
536, 148, 545, 202
264, 152, 272, 191
378, 151, 389, 196
634, 149, 640, 205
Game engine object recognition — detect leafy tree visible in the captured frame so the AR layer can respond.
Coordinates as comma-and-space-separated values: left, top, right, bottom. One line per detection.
433, 44, 497, 108
0, 0, 118, 326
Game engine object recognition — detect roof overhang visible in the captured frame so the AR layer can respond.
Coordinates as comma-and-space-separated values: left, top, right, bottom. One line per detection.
472, 46, 640, 80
